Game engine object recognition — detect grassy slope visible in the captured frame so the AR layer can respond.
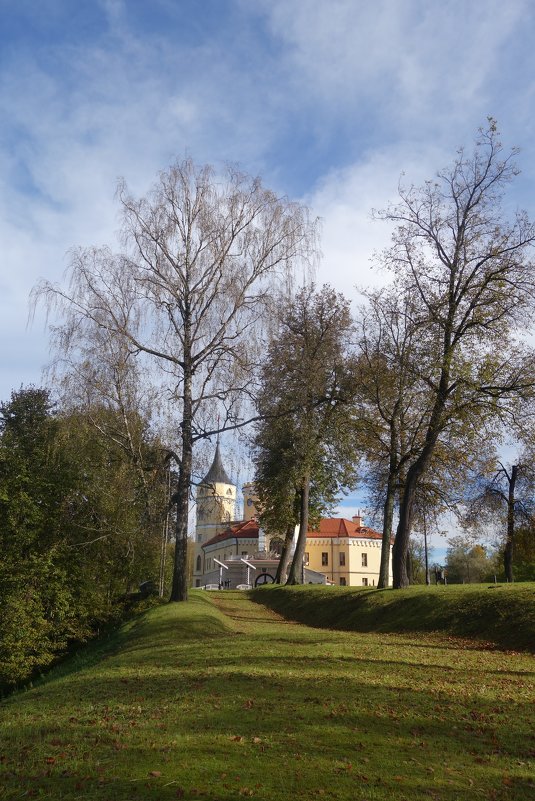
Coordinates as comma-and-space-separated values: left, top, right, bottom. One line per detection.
252, 583, 535, 652
0, 591, 533, 800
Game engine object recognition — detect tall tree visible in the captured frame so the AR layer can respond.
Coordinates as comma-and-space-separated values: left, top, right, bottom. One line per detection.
34, 160, 316, 601
462, 455, 535, 582
253, 285, 358, 585
0, 386, 170, 689
355, 285, 432, 587
375, 120, 535, 588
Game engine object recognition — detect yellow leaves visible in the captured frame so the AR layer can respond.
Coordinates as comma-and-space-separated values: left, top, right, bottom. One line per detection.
333, 760, 353, 774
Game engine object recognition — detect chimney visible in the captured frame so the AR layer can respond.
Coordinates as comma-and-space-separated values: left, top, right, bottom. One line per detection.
352, 508, 362, 528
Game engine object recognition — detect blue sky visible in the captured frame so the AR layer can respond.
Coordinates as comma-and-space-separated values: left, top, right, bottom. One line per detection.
2, 0, 535, 550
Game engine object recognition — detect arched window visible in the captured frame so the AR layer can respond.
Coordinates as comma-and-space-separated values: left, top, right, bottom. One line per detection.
196, 555, 202, 572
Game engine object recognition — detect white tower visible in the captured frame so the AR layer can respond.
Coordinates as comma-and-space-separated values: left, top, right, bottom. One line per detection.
192, 444, 236, 585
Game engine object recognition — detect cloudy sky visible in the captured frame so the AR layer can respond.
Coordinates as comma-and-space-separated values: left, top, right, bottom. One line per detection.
2, 0, 535, 539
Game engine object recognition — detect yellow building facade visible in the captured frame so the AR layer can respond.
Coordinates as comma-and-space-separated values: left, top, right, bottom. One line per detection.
304, 517, 389, 587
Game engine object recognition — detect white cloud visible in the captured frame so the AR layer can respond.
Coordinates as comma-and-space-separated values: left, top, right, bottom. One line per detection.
2, 0, 535, 403
308, 140, 449, 300
255, 0, 529, 135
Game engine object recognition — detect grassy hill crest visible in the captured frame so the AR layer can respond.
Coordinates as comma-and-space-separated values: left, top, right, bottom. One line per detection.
1, 590, 534, 800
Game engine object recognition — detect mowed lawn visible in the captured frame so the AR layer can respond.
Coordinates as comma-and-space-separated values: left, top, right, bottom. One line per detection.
0, 591, 534, 800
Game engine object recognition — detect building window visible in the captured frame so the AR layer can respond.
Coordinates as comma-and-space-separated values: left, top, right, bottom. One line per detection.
339, 552, 346, 566
195, 579, 201, 587
196, 555, 202, 572
322, 552, 328, 566
241, 551, 248, 556
362, 553, 368, 567
340, 577, 346, 586
362, 577, 368, 586
304, 552, 310, 565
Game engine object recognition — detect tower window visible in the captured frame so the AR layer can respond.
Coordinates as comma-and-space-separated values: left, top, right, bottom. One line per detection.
339, 552, 346, 566
322, 552, 328, 566
362, 553, 368, 567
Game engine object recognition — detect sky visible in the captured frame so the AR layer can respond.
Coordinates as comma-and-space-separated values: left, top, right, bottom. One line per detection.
2, 0, 535, 553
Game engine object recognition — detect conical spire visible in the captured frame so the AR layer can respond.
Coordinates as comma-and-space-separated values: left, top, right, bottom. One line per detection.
202, 442, 232, 485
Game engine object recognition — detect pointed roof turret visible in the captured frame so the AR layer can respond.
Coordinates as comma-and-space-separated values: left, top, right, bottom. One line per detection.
201, 442, 233, 486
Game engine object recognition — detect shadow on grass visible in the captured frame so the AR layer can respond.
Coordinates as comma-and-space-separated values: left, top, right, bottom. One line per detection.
2, 660, 533, 800
251, 584, 535, 652
2, 592, 534, 801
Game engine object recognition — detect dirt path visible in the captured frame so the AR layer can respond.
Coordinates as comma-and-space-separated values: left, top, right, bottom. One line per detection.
209, 590, 295, 631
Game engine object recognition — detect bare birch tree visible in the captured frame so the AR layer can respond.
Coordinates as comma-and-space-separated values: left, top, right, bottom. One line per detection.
33, 159, 317, 601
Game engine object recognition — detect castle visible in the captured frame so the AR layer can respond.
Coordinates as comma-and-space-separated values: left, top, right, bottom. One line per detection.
192, 444, 392, 588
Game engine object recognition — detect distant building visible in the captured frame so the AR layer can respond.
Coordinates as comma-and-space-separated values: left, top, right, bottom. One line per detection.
304, 515, 388, 587
192, 446, 392, 588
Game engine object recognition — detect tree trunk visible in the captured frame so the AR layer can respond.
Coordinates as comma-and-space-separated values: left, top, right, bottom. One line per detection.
275, 521, 297, 584
170, 349, 193, 603
504, 464, 517, 583
286, 475, 310, 585
378, 473, 396, 588
424, 523, 430, 586
393, 343, 452, 588
405, 549, 412, 584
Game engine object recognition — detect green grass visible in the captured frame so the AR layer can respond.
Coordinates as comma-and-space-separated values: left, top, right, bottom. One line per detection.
0, 590, 533, 800
252, 583, 535, 652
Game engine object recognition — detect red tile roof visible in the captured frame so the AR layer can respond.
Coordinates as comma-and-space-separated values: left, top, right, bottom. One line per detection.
203, 518, 259, 547
202, 516, 382, 547
307, 518, 382, 540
